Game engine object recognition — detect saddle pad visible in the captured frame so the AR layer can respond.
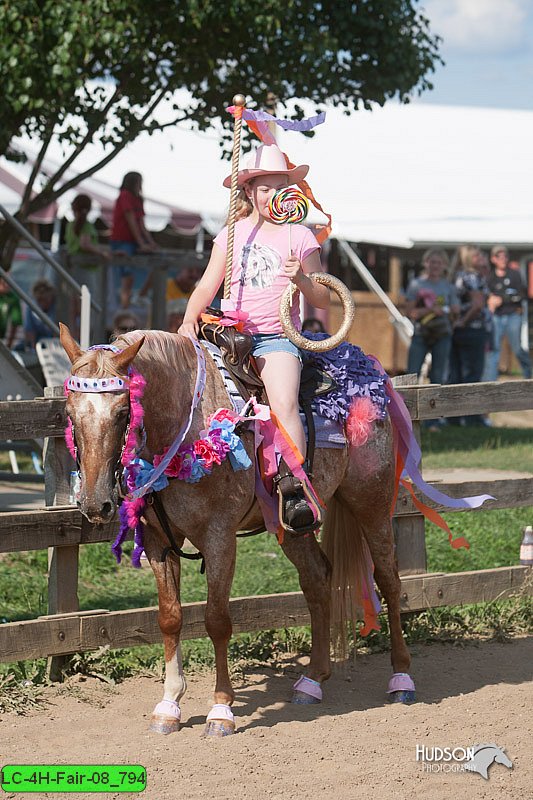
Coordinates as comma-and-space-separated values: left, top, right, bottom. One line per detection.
201, 340, 246, 414
202, 340, 346, 448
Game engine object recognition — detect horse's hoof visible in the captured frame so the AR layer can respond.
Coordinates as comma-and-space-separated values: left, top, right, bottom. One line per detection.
388, 689, 416, 704
149, 714, 181, 734
387, 672, 416, 704
203, 719, 236, 737
149, 700, 181, 734
291, 675, 323, 704
292, 689, 321, 704
203, 703, 236, 737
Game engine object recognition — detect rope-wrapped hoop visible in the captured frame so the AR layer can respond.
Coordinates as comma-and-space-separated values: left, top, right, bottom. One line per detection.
280, 273, 355, 352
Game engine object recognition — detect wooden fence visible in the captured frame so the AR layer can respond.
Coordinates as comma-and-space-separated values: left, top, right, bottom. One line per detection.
1, 380, 532, 666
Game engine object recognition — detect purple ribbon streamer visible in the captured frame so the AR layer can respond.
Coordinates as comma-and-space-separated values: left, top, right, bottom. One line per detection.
129, 335, 206, 499
235, 108, 326, 133
386, 383, 495, 510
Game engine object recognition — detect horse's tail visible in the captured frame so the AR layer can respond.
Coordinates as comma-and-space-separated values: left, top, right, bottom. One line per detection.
321, 492, 375, 659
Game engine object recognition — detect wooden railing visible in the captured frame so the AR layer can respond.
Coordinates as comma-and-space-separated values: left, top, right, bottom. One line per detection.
1, 381, 532, 665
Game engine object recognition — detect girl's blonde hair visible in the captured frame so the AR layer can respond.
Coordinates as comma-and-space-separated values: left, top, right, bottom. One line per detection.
450, 244, 479, 276
225, 186, 253, 225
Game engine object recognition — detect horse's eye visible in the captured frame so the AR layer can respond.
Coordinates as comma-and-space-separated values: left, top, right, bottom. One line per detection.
116, 407, 129, 421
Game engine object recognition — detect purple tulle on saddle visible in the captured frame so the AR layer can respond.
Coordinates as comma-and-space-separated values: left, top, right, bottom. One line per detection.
302, 332, 389, 423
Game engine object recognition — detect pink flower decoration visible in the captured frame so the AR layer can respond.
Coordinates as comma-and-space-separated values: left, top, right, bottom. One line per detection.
166, 453, 184, 478
208, 408, 238, 426
208, 428, 231, 461
194, 438, 219, 469
154, 447, 184, 478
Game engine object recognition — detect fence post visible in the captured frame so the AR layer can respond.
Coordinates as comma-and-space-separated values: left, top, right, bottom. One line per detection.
44, 385, 79, 680
392, 376, 427, 575
151, 259, 168, 330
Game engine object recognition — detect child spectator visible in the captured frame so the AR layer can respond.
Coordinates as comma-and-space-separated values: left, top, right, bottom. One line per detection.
0, 278, 22, 349
110, 172, 157, 308
24, 279, 56, 349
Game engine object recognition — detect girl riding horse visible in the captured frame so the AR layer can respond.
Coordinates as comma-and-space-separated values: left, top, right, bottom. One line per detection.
179, 144, 328, 532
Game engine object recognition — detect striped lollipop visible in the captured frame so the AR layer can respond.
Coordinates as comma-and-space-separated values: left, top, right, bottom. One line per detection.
268, 188, 309, 225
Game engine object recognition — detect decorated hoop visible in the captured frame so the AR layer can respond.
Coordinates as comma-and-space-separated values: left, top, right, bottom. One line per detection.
279, 273, 355, 352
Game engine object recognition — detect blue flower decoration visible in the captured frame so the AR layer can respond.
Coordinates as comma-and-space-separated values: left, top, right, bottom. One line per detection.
185, 458, 211, 484
209, 418, 252, 471
128, 458, 169, 492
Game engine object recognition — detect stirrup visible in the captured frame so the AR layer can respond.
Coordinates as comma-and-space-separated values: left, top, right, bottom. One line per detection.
274, 471, 322, 536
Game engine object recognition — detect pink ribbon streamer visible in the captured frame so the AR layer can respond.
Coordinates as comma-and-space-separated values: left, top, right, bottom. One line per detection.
247, 399, 324, 533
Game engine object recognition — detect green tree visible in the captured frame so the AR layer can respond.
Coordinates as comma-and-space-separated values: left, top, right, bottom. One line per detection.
0, 0, 441, 264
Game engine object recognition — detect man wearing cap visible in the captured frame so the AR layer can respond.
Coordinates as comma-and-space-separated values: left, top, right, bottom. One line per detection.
485, 245, 531, 381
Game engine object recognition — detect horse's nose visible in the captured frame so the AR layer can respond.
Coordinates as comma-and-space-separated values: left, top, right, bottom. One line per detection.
81, 499, 115, 524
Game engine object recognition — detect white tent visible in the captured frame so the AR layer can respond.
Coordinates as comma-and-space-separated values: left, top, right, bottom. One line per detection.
8, 102, 533, 248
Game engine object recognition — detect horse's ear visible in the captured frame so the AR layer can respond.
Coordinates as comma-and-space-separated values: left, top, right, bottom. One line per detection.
59, 323, 83, 365
110, 337, 145, 373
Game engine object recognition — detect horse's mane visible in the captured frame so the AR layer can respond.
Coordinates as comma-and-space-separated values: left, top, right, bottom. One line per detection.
71, 330, 196, 377
116, 329, 197, 373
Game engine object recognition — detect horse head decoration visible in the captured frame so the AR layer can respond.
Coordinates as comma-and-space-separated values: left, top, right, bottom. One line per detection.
60, 322, 417, 737
464, 745, 513, 780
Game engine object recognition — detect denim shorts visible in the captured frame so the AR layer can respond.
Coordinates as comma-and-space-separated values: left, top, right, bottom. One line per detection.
110, 241, 137, 278
251, 333, 302, 363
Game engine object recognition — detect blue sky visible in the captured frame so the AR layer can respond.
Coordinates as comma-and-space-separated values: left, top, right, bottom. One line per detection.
420, 0, 533, 109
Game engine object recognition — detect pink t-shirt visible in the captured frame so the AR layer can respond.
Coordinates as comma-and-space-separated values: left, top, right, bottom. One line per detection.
213, 218, 320, 334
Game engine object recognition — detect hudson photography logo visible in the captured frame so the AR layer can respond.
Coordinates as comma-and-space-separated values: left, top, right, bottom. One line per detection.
416, 743, 513, 779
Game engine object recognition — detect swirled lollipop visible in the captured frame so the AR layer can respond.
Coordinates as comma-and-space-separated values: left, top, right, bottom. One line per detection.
268, 187, 309, 225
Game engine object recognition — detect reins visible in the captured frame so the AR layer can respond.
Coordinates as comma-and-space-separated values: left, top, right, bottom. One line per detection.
149, 492, 206, 573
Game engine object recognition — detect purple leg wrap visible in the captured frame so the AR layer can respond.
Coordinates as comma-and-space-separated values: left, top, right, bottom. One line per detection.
387, 672, 416, 693
293, 675, 323, 701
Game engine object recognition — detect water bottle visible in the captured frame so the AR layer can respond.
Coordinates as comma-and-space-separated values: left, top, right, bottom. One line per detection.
519, 525, 533, 566
69, 470, 81, 505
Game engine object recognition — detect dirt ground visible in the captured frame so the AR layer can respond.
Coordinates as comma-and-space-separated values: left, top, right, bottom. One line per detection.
2, 637, 531, 800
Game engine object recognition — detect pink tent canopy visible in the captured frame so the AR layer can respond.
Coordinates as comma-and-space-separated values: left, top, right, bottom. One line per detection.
0, 158, 202, 235
0, 164, 58, 224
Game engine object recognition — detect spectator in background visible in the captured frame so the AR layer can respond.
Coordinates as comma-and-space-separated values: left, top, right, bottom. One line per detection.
302, 317, 326, 334
405, 249, 460, 431
110, 172, 158, 309
448, 246, 490, 425
484, 245, 531, 381
0, 278, 22, 349
111, 310, 141, 340
23, 279, 56, 349
65, 194, 110, 302
166, 266, 199, 303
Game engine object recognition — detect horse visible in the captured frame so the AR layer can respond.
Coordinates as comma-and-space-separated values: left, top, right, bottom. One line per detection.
60, 323, 415, 736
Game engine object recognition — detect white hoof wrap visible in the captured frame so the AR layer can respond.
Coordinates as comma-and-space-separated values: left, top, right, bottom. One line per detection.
153, 699, 181, 720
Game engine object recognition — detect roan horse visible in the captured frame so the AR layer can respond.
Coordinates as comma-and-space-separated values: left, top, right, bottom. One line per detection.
60, 324, 414, 736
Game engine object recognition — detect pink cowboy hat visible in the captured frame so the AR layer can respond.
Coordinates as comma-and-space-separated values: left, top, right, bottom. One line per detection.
222, 144, 309, 188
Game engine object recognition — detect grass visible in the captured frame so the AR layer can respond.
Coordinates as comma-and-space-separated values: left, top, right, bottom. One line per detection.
0, 426, 532, 706
421, 425, 533, 473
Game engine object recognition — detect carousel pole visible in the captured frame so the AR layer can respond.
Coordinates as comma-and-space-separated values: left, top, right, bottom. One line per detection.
223, 93, 246, 302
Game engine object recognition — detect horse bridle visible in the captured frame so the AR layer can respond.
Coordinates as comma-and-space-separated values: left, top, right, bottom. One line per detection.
65, 362, 146, 505
67, 401, 145, 504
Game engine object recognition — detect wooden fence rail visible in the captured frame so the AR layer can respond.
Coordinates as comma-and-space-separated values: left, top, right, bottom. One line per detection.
0, 379, 532, 665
